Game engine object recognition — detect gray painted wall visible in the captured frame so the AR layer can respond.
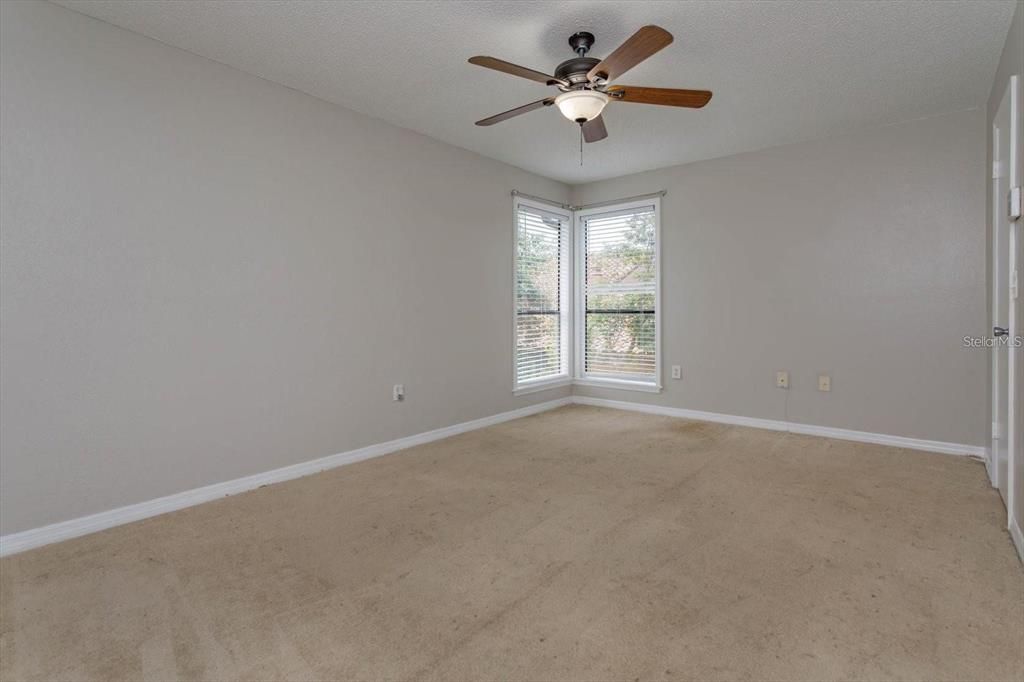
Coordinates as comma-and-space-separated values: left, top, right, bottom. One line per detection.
0, 1, 570, 534
571, 109, 987, 447
986, 0, 1024, 536
0, 0, 995, 538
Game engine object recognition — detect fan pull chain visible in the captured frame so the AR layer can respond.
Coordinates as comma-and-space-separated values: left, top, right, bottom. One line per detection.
579, 124, 583, 166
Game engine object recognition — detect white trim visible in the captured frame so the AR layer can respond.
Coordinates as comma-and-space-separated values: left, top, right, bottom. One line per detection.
509, 189, 573, 212
574, 196, 661, 389
575, 190, 667, 212
1007, 73, 1020, 541
573, 377, 662, 393
992, 114, 1004, 490
571, 396, 986, 458
2, 394, 990, 557
990, 74, 1021, 504
512, 377, 572, 396
1010, 516, 1024, 564
0, 397, 572, 557
512, 197, 572, 393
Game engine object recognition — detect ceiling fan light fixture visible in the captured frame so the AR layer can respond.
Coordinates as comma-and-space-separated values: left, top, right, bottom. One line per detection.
469, 26, 711, 143
554, 90, 609, 123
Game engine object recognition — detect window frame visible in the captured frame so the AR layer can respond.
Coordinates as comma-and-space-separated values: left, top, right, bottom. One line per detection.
574, 196, 662, 393
512, 197, 573, 395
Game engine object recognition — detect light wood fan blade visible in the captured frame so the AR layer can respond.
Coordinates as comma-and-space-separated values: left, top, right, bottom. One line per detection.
468, 56, 567, 86
475, 98, 555, 126
587, 26, 673, 83
582, 115, 608, 142
607, 86, 712, 108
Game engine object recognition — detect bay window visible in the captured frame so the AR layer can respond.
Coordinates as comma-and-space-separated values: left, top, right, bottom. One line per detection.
513, 194, 660, 393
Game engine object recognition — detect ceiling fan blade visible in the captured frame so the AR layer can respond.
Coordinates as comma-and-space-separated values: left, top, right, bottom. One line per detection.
468, 56, 567, 87
587, 25, 673, 83
582, 115, 608, 143
475, 98, 555, 126
607, 86, 712, 108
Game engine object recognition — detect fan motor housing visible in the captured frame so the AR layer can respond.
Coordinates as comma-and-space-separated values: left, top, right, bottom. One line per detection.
554, 57, 599, 86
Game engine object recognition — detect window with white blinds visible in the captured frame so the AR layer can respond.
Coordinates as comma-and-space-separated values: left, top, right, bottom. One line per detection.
514, 200, 570, 390
577, 199, 659, 387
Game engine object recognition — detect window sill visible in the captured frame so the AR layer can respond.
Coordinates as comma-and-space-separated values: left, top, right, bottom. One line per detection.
513, 377, 573, 396
573, 377, 663, 394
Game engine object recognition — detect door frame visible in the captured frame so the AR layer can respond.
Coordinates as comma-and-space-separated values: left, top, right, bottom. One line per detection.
990, 74, 1019, 530
991, 110, 1003, 490
1007, 74, 1020, 531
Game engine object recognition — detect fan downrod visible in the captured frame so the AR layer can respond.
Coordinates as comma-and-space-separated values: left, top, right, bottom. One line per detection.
568, 31, 595, 57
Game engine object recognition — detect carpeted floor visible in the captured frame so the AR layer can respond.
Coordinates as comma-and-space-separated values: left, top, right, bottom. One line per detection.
1, 405, 1022, 681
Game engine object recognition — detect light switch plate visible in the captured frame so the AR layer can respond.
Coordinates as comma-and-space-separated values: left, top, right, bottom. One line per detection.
776, 371, 789, 389
818, 375, 831, 392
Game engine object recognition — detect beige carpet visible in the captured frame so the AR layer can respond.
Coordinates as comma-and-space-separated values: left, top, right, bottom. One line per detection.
1, 405, 1022, 681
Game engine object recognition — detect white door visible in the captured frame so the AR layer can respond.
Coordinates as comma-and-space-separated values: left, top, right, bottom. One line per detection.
991, 75, 1018, 516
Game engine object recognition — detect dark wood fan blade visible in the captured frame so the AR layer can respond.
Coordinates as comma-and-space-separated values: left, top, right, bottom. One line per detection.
468, 56, 566, 86
475, 98, 555, 126
607, 86, 712, 108
587, 26, 673, 83
582, 115, 608, 143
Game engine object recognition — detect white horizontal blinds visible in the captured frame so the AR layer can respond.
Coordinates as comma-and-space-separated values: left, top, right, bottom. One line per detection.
516, 205, 565, 383
583, 205, 657, 379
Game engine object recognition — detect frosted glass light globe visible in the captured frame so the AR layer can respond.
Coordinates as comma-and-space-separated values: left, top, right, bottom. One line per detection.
554, 90, 610, 123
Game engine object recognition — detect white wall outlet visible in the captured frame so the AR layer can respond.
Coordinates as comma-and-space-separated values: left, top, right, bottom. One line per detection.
776, 371, 789, 389
818, 375, 831, 392
393, 384, 404, 402
671, 365, 681, 379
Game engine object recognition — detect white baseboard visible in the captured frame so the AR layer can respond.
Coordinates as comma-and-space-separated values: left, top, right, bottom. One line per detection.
1011, 516, 1024, 564
571, 396, 987, 459
0, 397, 572, 557
0, 394, 989, 557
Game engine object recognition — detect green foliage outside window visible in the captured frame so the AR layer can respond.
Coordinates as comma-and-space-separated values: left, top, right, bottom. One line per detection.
585, 211, 655, 377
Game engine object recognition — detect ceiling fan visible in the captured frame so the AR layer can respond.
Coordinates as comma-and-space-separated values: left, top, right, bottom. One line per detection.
468, 26, 711, 143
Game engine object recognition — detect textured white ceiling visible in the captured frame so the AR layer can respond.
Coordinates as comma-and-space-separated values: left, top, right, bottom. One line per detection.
54, 0, 1016, 184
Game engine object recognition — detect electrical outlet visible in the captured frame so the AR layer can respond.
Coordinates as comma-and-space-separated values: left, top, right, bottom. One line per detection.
818, 375, 831, 392
776, 371, 789, 389
393, 384, 404, 402
671, 365, 681, 379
